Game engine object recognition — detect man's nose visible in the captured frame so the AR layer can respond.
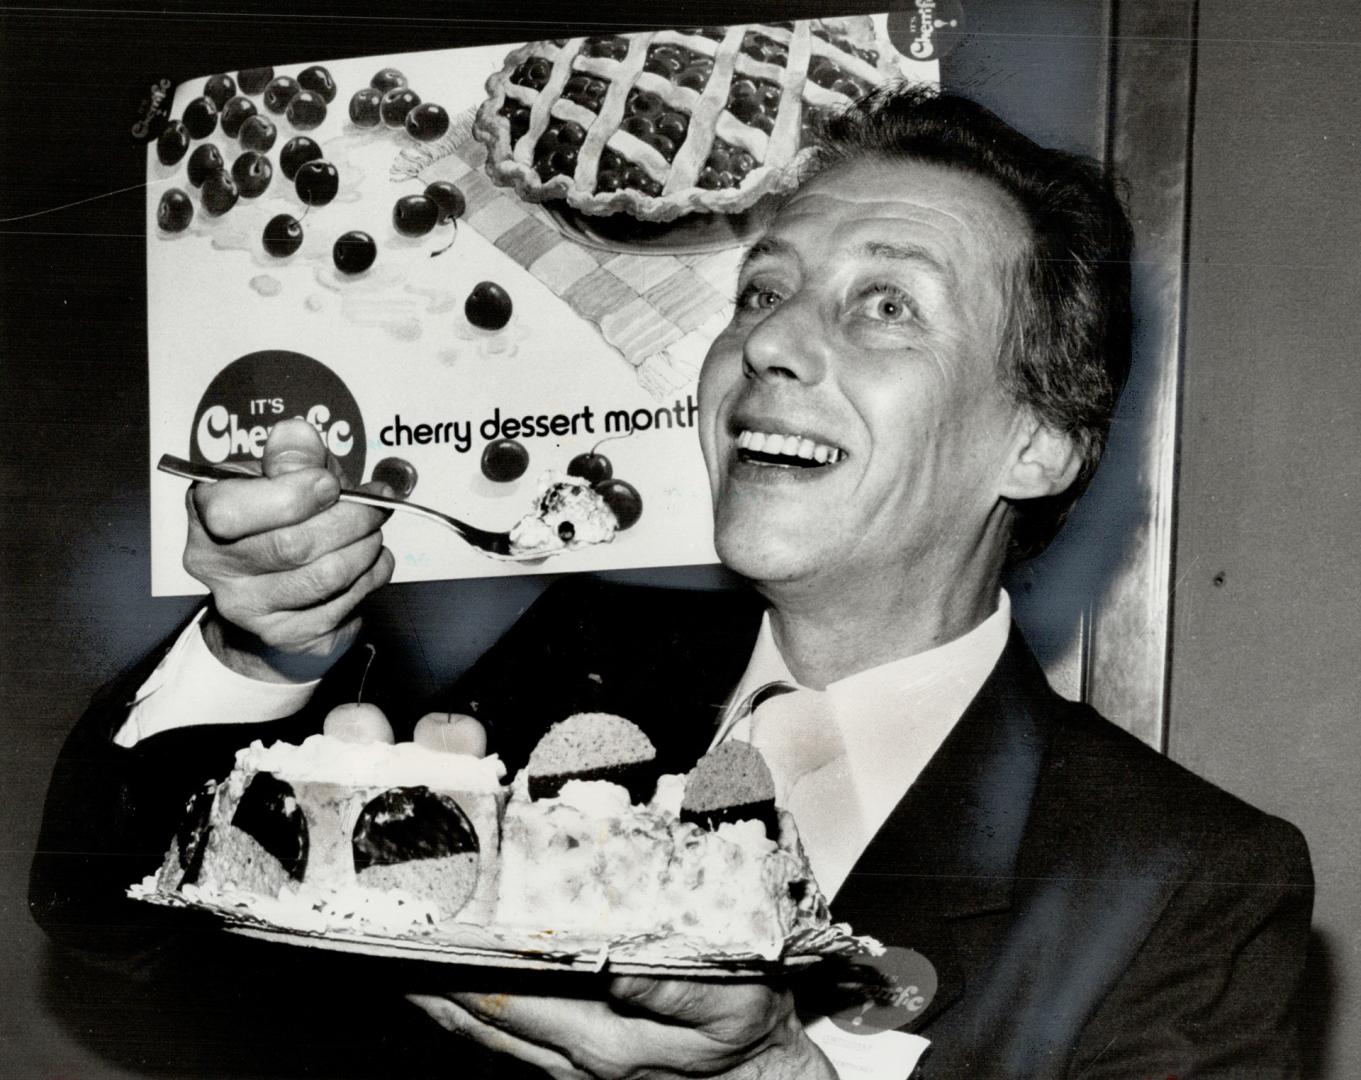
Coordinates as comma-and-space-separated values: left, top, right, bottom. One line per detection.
741, 295, 827, 384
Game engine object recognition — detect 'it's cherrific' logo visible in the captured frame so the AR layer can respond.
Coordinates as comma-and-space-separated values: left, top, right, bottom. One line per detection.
888, 0, 965, 61
827, 947, 939, 1034
189, 350, 367, 486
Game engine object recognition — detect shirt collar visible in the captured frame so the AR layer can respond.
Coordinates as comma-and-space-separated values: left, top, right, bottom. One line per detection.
730, 591, 1010, 701
720, 591, 1013, 820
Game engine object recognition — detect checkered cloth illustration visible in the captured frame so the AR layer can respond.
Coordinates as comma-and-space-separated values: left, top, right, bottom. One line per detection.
394, 109, 740, 398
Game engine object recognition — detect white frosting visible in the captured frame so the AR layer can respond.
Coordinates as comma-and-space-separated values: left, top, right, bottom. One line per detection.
554, 779, 633, 815
649, 773, 686, 817
235, 734, 506, 791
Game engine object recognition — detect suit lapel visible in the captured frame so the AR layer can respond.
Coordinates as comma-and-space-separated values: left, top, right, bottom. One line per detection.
827, 627, 1058, 1032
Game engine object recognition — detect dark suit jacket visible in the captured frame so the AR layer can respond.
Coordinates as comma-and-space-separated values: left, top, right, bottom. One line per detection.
31, 576, 1313, 1079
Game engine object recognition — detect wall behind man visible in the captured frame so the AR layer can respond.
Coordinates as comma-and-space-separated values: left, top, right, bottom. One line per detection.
1171, 1, 1361, 1076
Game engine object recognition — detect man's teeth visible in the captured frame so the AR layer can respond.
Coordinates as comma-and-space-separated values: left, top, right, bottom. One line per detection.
736, 430, 845, 464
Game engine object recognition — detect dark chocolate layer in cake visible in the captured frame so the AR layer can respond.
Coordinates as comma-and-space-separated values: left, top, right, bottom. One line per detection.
351, 786, 479, 872
231, 772, 309, 882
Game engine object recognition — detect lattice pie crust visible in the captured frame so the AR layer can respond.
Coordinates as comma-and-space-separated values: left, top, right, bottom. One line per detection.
474, 17, 906, 221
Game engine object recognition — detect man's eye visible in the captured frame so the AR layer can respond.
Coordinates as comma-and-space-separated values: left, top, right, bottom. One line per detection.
856, 285, 915, 324
737, 284, 783, 311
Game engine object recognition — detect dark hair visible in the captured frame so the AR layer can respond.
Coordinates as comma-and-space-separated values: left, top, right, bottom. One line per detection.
803, 84, 1134, 560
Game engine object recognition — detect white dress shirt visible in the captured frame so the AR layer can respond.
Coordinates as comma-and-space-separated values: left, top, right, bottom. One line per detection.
113, 610, 318, 748
713, 592, 1012, 897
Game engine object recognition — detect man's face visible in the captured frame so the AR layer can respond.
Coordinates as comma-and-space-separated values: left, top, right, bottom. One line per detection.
697, 156, 1035, 593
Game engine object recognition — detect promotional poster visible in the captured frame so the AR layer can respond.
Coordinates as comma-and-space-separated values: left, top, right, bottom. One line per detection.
147, 19, 937, 593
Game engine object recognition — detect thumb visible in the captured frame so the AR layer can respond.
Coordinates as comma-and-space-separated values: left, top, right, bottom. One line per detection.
262, 417, 330, 479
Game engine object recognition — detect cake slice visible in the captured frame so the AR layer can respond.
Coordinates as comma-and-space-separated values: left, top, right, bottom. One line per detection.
525, 711, 658, 802
680, 740, 780, 839
156, 735, 506, 930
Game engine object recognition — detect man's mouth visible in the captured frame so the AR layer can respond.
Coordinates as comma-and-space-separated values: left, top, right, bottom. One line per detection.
735, 429, 847, 468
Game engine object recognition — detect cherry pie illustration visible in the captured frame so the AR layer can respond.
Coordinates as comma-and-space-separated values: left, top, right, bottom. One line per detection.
474, 17, 908, 222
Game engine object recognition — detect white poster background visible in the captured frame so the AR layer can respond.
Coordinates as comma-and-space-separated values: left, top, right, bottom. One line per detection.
147, 23, 936, 595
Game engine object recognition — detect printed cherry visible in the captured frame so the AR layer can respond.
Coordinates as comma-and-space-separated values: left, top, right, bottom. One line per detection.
231, 151, 273, 198
371, 457, 418, 498
286, 90, 327, 131
220, 95, 257, 137
424, 181, 466, 224
481, 438, 529, 482
294, 160, 339, 206
182, 96, 219, 139
263, 75, 301, 114
279, 136, 322, 180
157, 188, 193, 232
156, 121, 190, 166
370, 67, 407, 93
298, 65, 336, 103
405, 102, 450, 141
200, 170, 240, 216
568, 452, 613, 485
203, 74, 237, 109
380, 87, 421, 127
332, 230, 377, 274
238, 114, 277, 152
348, 87, 382, 127
237, 67, 274, 95
595, 478, 642, 529
186, 144, 225, 187
465, 281, 513, 330
262, 214, 303, 257
393, 194, 439, 237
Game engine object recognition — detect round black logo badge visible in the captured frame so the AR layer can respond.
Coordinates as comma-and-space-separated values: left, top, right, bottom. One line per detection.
888, 0, 966, 62
190, 350, 366, 486
827, 947, 939, 1035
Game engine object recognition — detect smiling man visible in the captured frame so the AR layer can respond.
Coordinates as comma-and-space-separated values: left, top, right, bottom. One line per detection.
32, 86, 1312, 1080
700, 154, 1063, 682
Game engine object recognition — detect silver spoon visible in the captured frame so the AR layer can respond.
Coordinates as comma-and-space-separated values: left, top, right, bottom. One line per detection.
156, 454, 549, 562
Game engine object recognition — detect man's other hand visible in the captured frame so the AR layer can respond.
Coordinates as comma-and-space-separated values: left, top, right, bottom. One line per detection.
406, 975, 837, 1080
183, 418, 395, 682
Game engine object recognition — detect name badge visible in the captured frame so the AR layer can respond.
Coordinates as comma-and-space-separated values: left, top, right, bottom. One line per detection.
806, 1018, 930, 1080
803, 947, 939, 1080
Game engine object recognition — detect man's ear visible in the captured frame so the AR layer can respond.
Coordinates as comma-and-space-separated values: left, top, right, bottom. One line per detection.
999, 418, 1083, 501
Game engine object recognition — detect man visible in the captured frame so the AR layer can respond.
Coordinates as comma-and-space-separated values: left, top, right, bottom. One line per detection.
32, 86, 1312, 1079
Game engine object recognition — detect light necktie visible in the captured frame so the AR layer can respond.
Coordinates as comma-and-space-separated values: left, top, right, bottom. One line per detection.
739, 682, 866, 892
740, 681, 843, 804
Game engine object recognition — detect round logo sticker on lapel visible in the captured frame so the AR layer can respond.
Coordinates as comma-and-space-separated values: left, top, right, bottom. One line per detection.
827, 947, 939, 1034
189, 350, 367, 486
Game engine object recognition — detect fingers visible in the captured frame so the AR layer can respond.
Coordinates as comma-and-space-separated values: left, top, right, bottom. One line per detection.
406, 994, 588, 1080
211, 530, 386, 615
216, 544, 396, 654
190, 468, 341, 543
445, 990, 768, 1080
187, 478, 387, 577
